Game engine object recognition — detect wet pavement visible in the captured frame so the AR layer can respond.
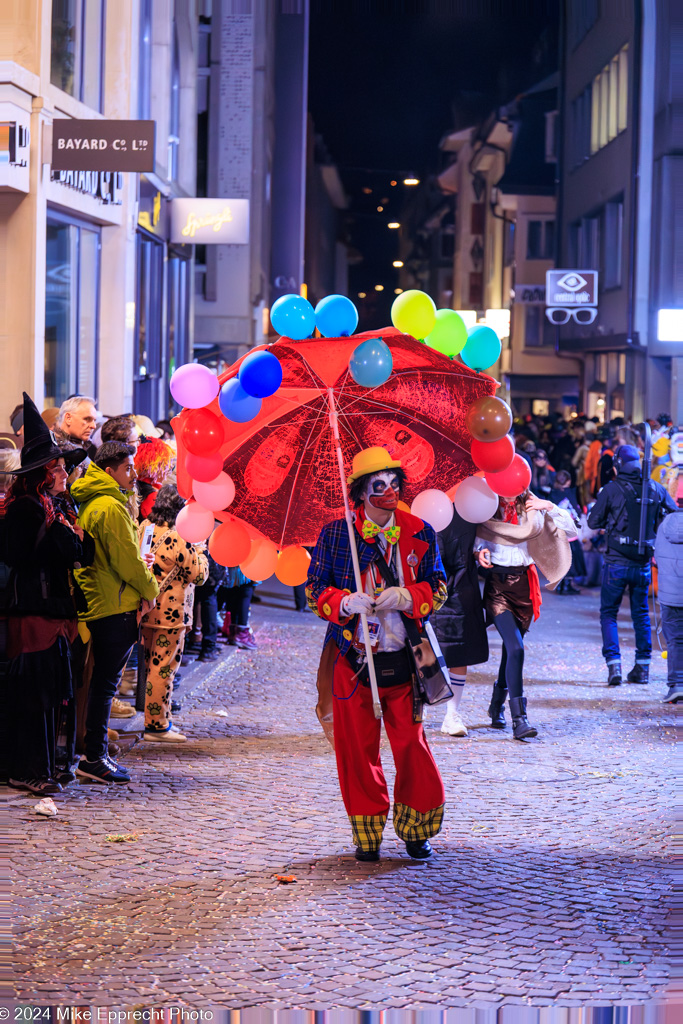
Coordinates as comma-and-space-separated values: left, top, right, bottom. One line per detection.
9, 582, 675, 1010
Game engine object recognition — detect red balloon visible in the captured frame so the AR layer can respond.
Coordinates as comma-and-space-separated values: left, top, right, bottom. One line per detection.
208, 519, 251, 566
186, 451, 224, 482
485, 454, 532, 498
471, 435, 515, 474
466, 396, 513, 442
182, 408, 223, 457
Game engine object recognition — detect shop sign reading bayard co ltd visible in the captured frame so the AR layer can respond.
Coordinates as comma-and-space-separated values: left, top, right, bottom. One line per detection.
170, 198, 250, 245
52, 120, 155, 172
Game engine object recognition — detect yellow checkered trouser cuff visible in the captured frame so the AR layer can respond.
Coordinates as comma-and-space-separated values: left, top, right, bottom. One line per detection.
349, 813, 388, 853
393, 802, 445, 842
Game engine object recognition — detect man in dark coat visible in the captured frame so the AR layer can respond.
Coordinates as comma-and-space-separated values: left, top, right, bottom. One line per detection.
434, 509, 488, 736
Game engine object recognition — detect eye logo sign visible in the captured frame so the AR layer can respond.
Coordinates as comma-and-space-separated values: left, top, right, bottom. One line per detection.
545, 269, 598, 326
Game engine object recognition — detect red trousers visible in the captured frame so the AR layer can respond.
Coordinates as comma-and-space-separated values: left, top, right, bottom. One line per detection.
332, 651, 445, 851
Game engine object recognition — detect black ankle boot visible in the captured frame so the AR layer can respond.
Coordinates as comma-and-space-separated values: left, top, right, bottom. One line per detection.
607, 662, 622, 687
626, 663, 649, 684
509, 696, 537, 740
488, 686, 507, 729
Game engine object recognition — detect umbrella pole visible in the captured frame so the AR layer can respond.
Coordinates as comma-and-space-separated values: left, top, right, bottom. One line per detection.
327, 388, 383, 720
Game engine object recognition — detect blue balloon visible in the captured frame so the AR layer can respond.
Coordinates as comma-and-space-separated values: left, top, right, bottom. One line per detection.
461, 325, 502, 372
348, 338, 393, 389
238, 350, 283, 398
270, 294, 315, 340
218, 378, 262, 423
314, 294, 359, 337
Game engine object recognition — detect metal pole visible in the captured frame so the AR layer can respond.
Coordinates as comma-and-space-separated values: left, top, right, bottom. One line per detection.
327, 387, 383, 719
637, 420, 652, 555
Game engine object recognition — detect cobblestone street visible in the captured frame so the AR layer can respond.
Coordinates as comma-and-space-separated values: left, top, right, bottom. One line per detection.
10, 585, 675, 1010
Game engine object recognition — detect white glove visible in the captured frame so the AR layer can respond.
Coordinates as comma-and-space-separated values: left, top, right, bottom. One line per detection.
373, 586, 413, 613
341, 591, 375, 616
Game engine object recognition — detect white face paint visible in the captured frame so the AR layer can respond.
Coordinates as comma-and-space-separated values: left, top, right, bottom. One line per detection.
363, 470, 401, 512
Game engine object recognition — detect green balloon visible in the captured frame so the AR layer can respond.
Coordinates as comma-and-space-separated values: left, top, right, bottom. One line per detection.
425, 309, 468, 358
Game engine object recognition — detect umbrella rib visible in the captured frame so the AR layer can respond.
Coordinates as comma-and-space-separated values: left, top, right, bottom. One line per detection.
276, 397, 328, 548
338, 390, 475, 455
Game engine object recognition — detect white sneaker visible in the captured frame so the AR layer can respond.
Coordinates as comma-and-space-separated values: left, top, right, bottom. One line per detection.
110, 697, 136, 718
143, 726, 187, 743
441, 708, 468, 737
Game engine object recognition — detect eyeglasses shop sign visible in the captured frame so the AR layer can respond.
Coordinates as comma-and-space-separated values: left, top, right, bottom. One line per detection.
52, 120, 155, 172
170, 199, 250, 245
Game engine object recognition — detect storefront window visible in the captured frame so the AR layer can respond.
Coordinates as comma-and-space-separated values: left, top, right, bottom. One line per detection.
45, 216, 100, 408
134, 232, 165, 421
51, 0, 106, 111
167, 254, 191, 385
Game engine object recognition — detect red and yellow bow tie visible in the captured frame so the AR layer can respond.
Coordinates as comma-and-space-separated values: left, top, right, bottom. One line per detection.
362, 520, 401, 544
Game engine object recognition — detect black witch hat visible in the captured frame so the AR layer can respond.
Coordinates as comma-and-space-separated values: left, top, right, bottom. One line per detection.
15, 393, 87, 475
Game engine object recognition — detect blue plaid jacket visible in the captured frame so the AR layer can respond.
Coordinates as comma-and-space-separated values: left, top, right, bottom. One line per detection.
305, 508, 448, 657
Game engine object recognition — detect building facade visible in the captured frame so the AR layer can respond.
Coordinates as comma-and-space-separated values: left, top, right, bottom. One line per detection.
556, 0, 682, 422
0, 0, 198, 425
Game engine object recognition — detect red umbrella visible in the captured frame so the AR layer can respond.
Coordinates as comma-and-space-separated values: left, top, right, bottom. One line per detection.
174, 327, 497, 548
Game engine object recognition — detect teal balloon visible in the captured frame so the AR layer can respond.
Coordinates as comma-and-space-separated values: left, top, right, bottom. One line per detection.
461, 325, 502, 371
315, 294, 359, 337
349, 338, 393, 388
270, 294, 315, 340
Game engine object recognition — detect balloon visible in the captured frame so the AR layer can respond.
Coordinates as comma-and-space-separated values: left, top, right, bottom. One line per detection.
208, 519, 251, 567
390, 289, 437, 339
170, 363, 219, 409
425, 309, 467, 358
275, 546, 311, 586
348, 337, 393, 388
485, 454, 532, 498
176, 502, 215, 543
270, 294, 315, 340
410, 489, 454, 532
238, 350, 283, 399
471, 435, 515, 474
240, 536, 278, 581
461, 325, 502, 371
466, 396, 513, 442
185, 451, 224, 483
181, 408, 224, 456
218, 378, 262, 423
454, 477, 500, 523
314, 294, 359, 337
192, 472, 236, 512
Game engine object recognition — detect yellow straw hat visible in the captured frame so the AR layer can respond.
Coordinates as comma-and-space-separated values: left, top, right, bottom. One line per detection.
347, 446, 402, 485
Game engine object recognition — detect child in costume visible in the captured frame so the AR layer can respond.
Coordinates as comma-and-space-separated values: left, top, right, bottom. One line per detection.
306, 447, 448, 862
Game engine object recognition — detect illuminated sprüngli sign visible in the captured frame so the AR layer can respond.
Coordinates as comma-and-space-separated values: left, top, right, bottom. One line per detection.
170, 199, 249, 245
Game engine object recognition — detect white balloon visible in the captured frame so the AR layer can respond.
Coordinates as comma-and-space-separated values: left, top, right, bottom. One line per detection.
410, 489, 454, 533
454, 476, 499, 523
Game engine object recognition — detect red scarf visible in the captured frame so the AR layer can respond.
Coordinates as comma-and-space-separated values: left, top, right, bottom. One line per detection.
501, 500, 518, 524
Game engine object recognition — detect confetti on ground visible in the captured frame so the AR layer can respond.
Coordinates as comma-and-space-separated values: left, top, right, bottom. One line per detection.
105, 832, 140, 843
274, 874, 297, 884
213, 709, 229, 717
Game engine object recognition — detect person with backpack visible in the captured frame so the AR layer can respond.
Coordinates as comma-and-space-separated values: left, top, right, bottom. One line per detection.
654, 512, 683, 704
588, 444, 677, 687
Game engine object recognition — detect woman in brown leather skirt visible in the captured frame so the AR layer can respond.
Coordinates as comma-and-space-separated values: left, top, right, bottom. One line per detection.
475, 489, 576, 740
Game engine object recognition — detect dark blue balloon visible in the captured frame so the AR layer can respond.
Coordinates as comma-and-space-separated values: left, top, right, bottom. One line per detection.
238, 350, 283, 398
314, 294, 359, 337
218, 378, 262, 423
270, 294, 315, 340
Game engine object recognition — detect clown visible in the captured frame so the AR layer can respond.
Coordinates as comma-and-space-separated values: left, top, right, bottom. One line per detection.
306, 447, 448, 862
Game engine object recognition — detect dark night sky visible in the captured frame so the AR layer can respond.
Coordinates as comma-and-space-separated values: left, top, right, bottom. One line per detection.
308, 1, 559, 326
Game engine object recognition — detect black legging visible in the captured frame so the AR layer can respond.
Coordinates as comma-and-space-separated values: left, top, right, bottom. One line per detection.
220, 582, 255, 628
493, 610, 525, 699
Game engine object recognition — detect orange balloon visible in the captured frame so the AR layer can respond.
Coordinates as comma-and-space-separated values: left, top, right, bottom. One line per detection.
397, 500, 411, 513
240, 537, 278, 581
208, 519, 251, 567
276, 545, 311, 586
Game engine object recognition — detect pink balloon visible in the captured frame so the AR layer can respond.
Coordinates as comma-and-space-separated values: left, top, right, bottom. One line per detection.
170, 363, 219, 409
410, 489, 454, 532
454, 476, 499, 523
192, 472, 236, 512
186, 451, 224, 483
240, 537, 279, 581
176, 502, 215, 543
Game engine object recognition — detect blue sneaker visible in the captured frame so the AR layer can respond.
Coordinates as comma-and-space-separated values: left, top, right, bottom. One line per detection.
76, 757, 131, 784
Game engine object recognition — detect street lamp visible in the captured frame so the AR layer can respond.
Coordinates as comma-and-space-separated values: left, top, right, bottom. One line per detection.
375, 284, 384, 292
388, 222, 400, 229
393, 260, 403, 268
403, 177, 419, 186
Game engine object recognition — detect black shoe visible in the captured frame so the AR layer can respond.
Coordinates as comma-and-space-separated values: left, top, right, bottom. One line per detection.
488, 686, 507, 729
8, 777, 62, 795
171, 700, 182, 713
663, 685, 683, 704
607, 662, 622, 687
53, 766, 77, 785
509, 696, 538, 740
405, 839, 432, 860
76, 757, 131, 784
198, 648, 219, 663
626, 663, 650, 684
564, 582, 582, 595
355, 847, 380, 862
